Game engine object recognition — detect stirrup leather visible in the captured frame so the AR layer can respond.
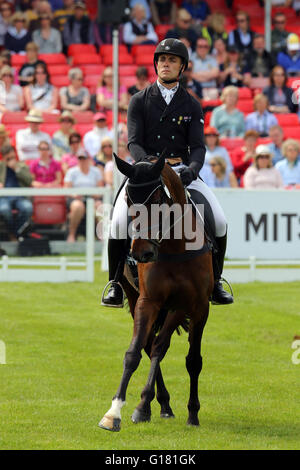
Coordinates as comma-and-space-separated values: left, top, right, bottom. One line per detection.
101, 280, 125, 308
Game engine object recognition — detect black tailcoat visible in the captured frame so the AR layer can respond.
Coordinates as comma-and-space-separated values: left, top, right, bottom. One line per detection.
127, 81, 206, 168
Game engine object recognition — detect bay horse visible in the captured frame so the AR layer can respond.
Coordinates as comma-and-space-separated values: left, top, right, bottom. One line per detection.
99, 154, 214, 431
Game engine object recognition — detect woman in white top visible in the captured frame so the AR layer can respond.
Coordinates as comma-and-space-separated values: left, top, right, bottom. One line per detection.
243, 145, 283, 189
24, 62, 59, 113
64, 151, 103, 243
0, 65, 24, 113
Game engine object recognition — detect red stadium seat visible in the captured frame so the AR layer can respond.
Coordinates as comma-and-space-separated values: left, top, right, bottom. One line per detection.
38, 53, 67, 64
73, 111, 94, 123
67, 44, 97, 56
275, 114, 300, 127
48, 64, 70, 76
237, 99, 254, 114
238, 87, 252, 100
155, 24, 173, 41
80, 64, 105, 76
41, 113, 61, 123
100, 44, 128, 56
72, 54, 101, 66
11, 55, 26, 67
120, 76, 137, 88
283, 127, 300, 139
51, 75, 69, 87
83, 75, 99, 93
220, 137, 244, 152
40, 124, 60, 135
103, 53, 134, 65
134, 54, 154, 65
2, 111, 27, 124
74, 123, 93, 135
33, 196, 67, 225
131, 45, 156, 57
119, 65, 138, 76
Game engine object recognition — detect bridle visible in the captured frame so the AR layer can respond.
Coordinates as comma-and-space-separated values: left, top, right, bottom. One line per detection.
125, 176, 188, 249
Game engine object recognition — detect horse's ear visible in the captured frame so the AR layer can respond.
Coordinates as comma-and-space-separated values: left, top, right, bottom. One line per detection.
151, 150, 166, 178
114, 153, 134, 178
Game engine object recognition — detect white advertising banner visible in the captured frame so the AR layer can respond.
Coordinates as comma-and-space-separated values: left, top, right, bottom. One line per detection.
213, 188, 300, 259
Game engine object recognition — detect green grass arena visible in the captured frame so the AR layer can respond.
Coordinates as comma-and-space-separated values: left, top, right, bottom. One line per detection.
0, 267, 299, 450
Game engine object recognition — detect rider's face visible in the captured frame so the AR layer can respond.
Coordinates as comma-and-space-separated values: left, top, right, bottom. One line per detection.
157, 54, 182, 83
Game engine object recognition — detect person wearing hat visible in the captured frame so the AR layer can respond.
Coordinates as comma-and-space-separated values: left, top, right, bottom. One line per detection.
52, 111, 76, 160
102, 37, 234, 308
62, 1, 94, 49
15, 109, 52, 162
277, 33, 300, 75
83, 112, 113, 159
64, 149, 103, 242
200, 126, 234, 186
4, 11, 32, 54
243, 145, 283, 189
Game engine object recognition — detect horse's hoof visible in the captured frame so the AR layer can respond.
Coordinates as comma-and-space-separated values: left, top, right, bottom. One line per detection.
160, 412, 175, 419
131, 408, 151, 424
98, 414, 121, 432
187, 418, 199, 427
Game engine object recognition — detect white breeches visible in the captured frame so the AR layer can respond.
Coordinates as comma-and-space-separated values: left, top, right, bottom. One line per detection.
110, 164, 227, 239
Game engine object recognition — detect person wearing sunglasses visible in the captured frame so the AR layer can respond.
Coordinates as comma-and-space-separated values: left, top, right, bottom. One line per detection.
30, 141, 62, 188
190, 37, 219, 99
61, 132, 84, 174
271, 12, 289, 56
244, 145, 283, 189
4, 12, 32, 54
59, 67, 90, 112
227, 11, 255, 56
24, 62, 59, 113
0, 65, 24, 112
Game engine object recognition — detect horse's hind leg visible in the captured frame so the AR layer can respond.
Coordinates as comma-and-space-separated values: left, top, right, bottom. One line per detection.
186, 306, 209, 426
144, 333, 174, 419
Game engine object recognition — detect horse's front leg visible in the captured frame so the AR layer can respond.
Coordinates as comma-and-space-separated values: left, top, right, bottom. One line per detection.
99, 297, 160, 432
132, 310, 182, 424
186, 305, 209, 426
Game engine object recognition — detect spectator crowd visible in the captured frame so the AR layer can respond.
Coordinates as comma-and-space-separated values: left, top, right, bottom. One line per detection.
1, 0, 300, 243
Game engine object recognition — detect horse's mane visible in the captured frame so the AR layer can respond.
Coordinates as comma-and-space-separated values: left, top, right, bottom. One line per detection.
161, 163, 187, 207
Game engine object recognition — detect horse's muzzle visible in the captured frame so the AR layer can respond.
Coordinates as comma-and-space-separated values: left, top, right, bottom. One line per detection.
131, 241, 158, 263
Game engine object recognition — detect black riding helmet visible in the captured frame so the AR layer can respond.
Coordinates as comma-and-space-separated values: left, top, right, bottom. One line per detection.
153, 38, 189, 81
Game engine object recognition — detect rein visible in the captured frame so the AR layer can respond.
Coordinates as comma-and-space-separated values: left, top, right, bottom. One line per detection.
126, 176, 197, 252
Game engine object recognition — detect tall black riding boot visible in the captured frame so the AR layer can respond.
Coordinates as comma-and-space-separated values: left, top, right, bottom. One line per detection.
101, 238, 127, 308
211, 233, 234, 305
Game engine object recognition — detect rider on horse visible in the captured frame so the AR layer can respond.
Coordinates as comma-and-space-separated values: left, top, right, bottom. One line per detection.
101, 38, 233, 307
